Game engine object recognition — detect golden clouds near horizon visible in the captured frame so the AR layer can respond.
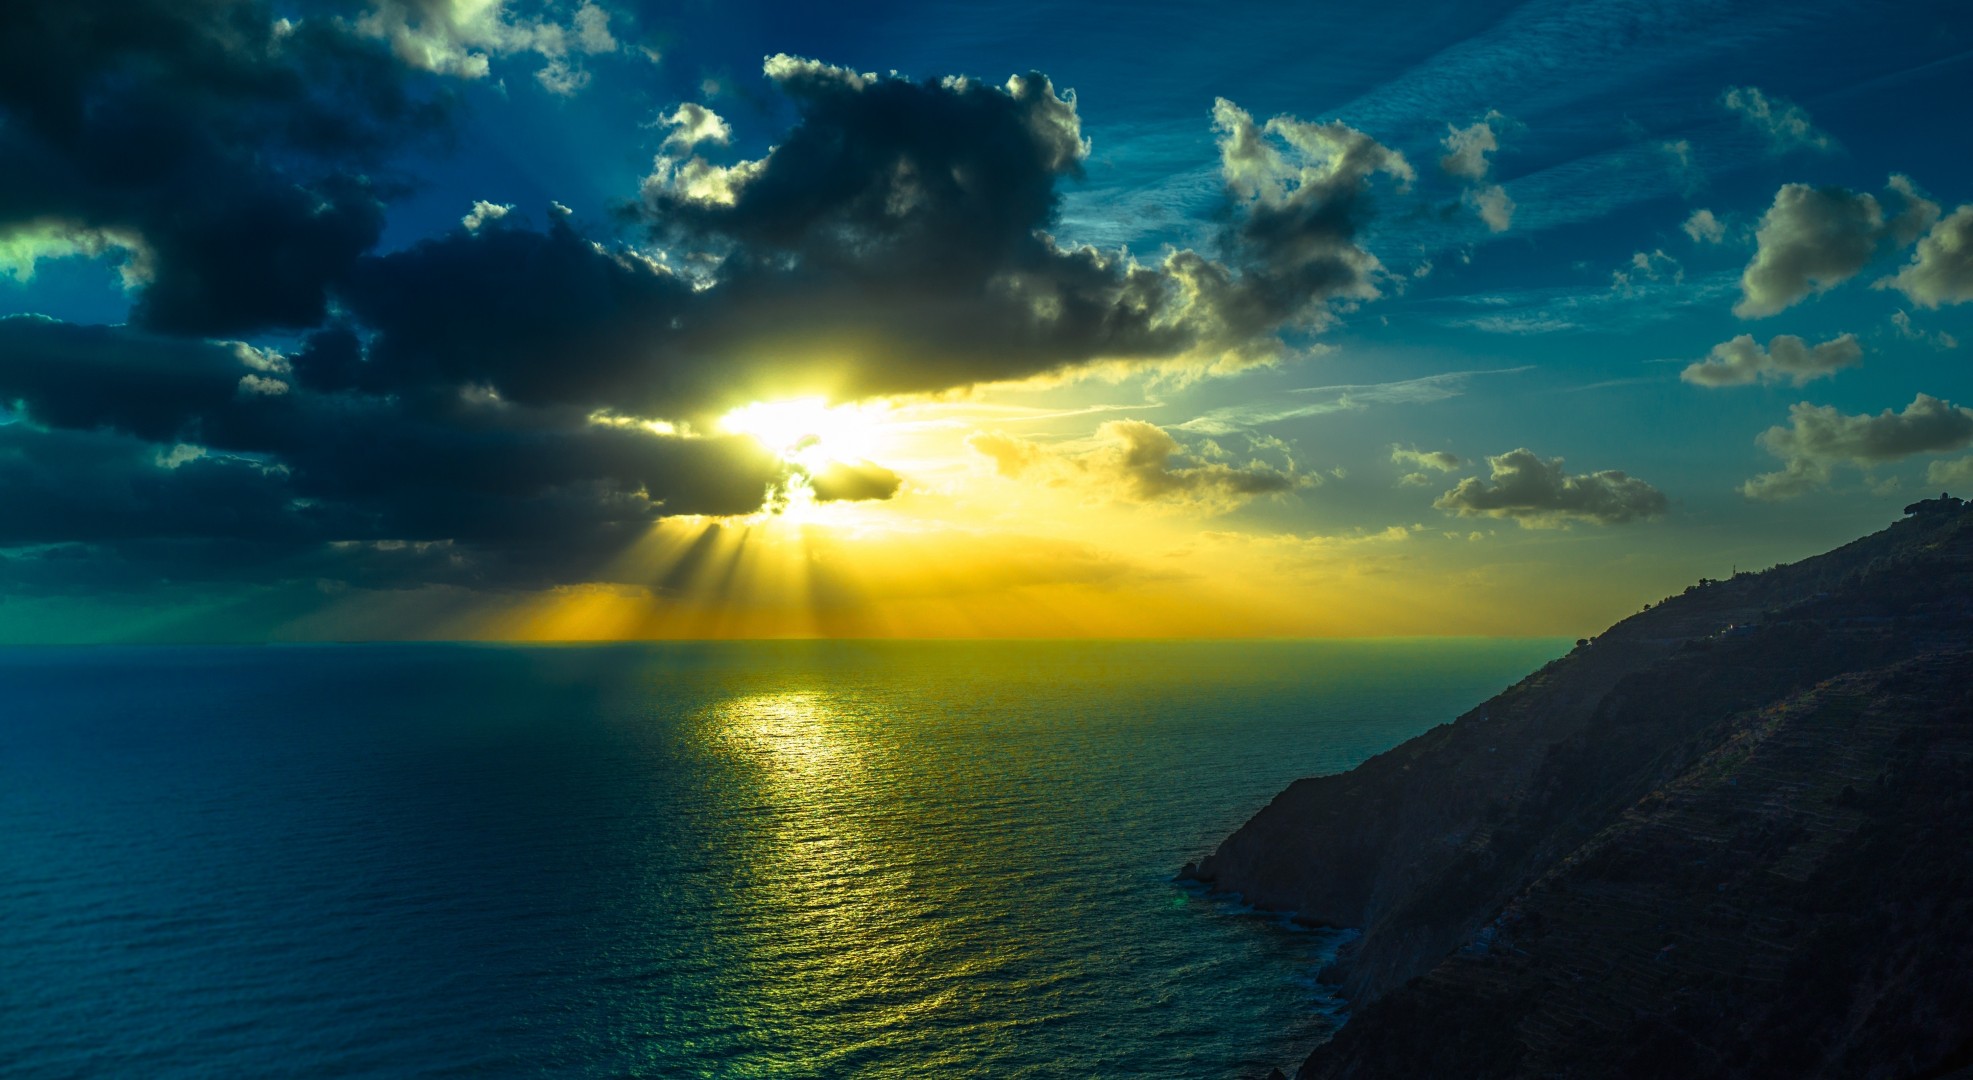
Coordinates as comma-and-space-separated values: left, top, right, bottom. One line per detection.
249, 393, 1695, 643
264, 504, 1677, 642
429, 517, 1493, 641
470, 515, 1213, 640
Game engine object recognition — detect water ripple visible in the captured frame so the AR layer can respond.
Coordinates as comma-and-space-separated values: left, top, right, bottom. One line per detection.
0, 639, 1561, 1078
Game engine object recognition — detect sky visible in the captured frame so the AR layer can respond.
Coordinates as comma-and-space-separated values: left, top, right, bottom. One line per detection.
1, 0, 1970, 642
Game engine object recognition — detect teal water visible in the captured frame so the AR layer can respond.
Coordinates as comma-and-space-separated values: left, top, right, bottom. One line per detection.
0, 640, 1562, 1078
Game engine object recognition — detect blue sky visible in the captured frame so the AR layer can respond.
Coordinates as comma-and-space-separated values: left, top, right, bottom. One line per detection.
1, 0, 1969, 640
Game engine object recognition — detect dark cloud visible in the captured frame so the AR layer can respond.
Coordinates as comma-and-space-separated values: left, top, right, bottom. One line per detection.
648, 60, 1088, 267
1435, 449, 1667, 527
334, 73, 1177, 419
806, 460, 903, 502
623, 60, 1210, 405
0, 318, 789, 590
0, 315, 272, 441
337, 60, 1416, 424
0, 0, 450, 335
0, 423, 315, 548
131, 175, 388, 336
335, 214, 704, 413
1096, 420, 1302, 503
0, 45, 1420, 599
1208, 98, 1414, 336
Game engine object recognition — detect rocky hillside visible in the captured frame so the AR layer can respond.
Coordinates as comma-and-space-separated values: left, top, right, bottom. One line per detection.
1186, 496, 1973, 1079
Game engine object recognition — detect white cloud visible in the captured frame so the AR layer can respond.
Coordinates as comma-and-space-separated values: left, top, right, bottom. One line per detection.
1682, 208, 1724, 244
1721, 86, 1833, 153
1454, 313, 1578, 335
534, 57, 589, 95
572, 1, 616, 53
154, 444, 207, 470
1878, 204, 1973, 309
353, 0, 622, 94
1393, 445, 1465, 487
1884, 174, 1942, 246
1439, 112, 1514, 231
1891, 309, 1959, 349
1927, 455, 1973, 490
1613, 249, 1680, 294
1213, 98, 1414, 206
461, 200, 512, 232
656, 102, 733, 152
1660, 139, 1698, 192
641, 154, 767, 208
1680, 332, 1861, 387
1742, 393, 1973, 499
1732, 177, 1937, 318
1176, 367, 1527, 435
762, 54, 874, 91
1392, 446, 1464, 471
0, 218, 153, 288
969, 419, 1308, 512
1468, 184, 1515, 232
1440, 112, 1504, 181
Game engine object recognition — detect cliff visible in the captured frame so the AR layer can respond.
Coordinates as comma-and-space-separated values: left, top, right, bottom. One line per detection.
1186, 497, 1973, 1078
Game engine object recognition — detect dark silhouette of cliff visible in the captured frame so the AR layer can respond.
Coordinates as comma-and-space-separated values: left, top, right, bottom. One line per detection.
1187, 497, 1973, 1078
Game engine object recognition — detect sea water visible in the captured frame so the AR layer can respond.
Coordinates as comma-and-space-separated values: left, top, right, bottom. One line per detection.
0, 639, 1562, 1078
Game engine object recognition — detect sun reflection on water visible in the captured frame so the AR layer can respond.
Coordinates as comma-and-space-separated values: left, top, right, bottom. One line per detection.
711, 691, 855, 785
692, 687, 1015, 1069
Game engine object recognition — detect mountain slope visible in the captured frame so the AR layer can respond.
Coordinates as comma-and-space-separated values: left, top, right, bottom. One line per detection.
1187, 498, 1973, 1078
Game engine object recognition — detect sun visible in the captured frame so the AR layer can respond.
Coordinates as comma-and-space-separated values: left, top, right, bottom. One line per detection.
719, 396, 881, 469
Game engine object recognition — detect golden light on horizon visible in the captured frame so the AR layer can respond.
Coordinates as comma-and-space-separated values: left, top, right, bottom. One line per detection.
249, 388, 1696, 645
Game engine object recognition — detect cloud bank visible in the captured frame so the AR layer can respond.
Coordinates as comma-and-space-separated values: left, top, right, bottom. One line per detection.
1742, 394, 1973, 499
0, 30, 1427, 596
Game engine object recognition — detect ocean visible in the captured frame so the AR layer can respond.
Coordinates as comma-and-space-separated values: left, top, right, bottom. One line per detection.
0, 639, 1563, 1078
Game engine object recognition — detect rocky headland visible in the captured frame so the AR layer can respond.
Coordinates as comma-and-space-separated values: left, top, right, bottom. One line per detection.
1189, 496, 1973, 1079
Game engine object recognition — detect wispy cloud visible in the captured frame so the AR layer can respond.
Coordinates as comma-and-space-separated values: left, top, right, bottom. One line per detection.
1326, 0, 1835, 132
1427, 269, 1740, 335
1176, 367, 1531, 434
1721, 86, 1835, 153
898, 400, 1164, 429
